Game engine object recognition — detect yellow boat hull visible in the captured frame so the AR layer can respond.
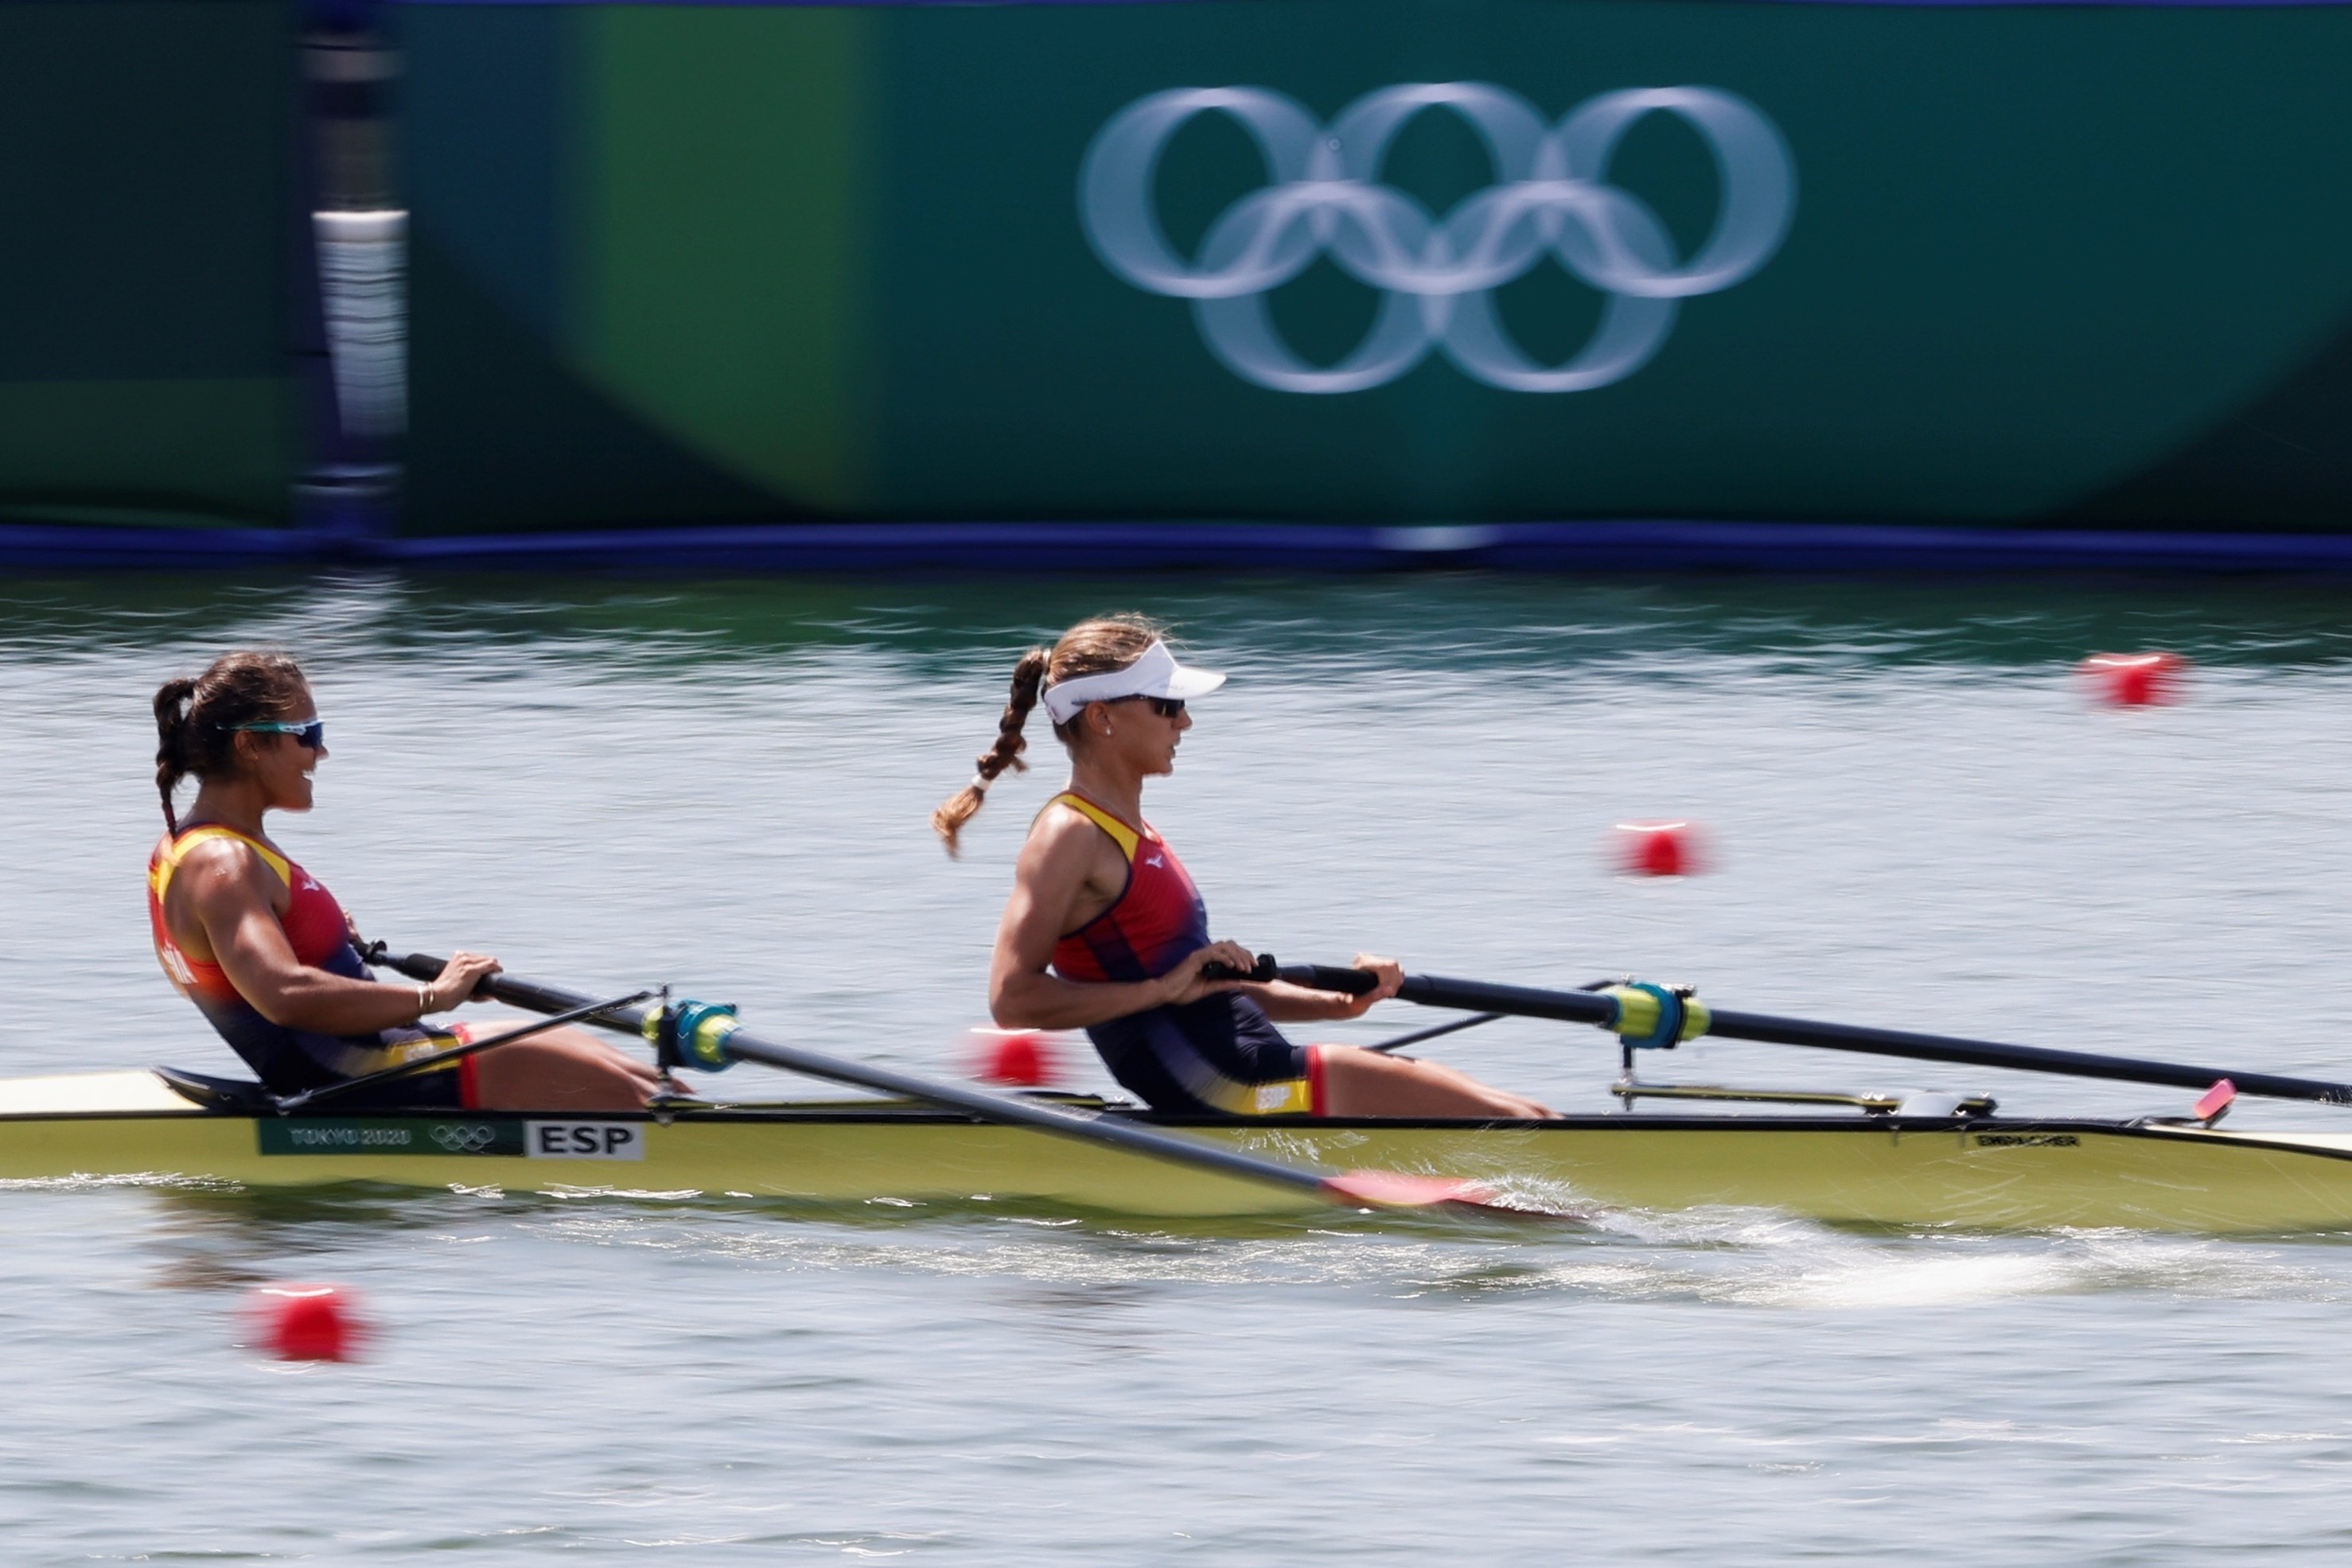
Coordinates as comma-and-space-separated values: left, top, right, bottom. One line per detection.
6, 1072, 2352, 1231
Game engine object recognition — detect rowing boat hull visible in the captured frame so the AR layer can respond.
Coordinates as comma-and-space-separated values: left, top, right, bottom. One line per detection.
8, 1072, 2352, 1231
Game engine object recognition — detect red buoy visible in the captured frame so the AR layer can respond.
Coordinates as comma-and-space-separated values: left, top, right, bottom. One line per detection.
968, 1028, 1061, 1088
2080, 651, 2186, 707
249, 1283, 364, 1362
1613, 820, 1701, 877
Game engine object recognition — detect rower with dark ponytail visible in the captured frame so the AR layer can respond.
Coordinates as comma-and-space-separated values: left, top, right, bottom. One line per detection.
145, 649, 666, 1114
153, 652, 308, 833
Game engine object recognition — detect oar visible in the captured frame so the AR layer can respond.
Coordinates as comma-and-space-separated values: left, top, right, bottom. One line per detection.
273, 990, 657, 1113
1234, 957, 2352, 1107
1366, 1012, 1504, 1055
368, 948, 1532, 1216
1364, 979, 1615, 1055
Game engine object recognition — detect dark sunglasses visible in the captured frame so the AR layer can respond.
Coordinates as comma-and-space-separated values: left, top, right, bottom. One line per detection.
229, 718, 325, 749
1112, 696, 1186, 718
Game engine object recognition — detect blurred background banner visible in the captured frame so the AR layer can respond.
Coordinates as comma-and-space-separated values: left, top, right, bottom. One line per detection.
9, 0, 2352, 562
394, 0, 2352, 537
0, 0, 296, 539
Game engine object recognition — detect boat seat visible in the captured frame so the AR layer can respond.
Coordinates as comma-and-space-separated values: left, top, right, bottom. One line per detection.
153, 1066, 278, 1116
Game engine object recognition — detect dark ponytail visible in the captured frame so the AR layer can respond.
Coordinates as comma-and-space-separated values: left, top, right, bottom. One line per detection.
931, 648, 1049, 857
150, 652, 310, 833
153, 678, 200, 832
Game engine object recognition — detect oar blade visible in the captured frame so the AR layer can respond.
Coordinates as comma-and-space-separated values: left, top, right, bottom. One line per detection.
1321, 1168, 1540, 1217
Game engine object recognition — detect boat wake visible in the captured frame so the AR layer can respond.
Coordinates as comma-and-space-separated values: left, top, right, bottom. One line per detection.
1489, 1209, 2347, 1309
514, 1197, 2352, 1309
0, 1171, 239, 1195
41, 1177, 2352, 1312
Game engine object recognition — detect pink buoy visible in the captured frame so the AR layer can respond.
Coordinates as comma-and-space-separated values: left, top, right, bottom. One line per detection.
247, 1283, 364, 1362
1613, 820, 1703, 877
968, 1028, 1061, 1088
2080, 651, 2186, 707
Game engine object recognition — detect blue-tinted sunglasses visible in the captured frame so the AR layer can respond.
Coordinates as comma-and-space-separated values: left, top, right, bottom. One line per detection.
228, 719, 325, 749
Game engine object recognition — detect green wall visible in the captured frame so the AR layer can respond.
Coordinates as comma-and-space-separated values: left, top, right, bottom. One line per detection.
398, 0, 2352, 532
0, 1, 294, 529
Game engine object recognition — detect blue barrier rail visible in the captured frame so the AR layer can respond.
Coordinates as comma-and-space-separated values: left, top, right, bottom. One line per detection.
18, 518, 2352, 575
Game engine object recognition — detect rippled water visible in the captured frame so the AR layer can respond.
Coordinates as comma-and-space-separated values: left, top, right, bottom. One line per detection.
9, 571, 2352, 1562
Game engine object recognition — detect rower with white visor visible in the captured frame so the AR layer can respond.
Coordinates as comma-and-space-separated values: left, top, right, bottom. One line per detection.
934, 614, 1551, 1120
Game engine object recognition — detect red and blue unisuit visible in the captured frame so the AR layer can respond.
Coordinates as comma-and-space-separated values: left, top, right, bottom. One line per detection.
1047, 792, 1322, 1117
147, 823, 476, 1107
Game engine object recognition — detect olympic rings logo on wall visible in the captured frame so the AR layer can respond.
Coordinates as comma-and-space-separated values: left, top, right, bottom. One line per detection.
1079, 83, 1796, 395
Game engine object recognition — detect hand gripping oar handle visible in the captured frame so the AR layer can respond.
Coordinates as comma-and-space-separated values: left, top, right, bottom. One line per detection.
372, 950, 1526, 1216
1213, 957, 1614, 1028
1240, 955, 2352, 1106
1206, 957, 1384, 996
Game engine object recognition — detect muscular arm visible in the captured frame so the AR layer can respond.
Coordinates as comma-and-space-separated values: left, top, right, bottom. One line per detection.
987, 813, 1184, 1029
177, 842, 432, 1037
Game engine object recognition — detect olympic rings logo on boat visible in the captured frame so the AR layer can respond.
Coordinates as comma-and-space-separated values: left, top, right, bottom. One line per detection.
1078, 82, 1797, 395
430, 1123, 498, 1154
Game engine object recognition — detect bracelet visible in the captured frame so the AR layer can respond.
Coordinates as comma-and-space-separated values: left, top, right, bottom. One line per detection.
415, 982, 433, 1021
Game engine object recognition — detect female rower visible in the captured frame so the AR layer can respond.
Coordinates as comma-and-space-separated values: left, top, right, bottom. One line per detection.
934, 615, 1550, 1120
148, 651, 663, 1111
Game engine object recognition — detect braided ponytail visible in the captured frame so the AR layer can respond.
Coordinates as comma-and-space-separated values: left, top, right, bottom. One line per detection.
931, 648, 1049, 857
150, 651, 310, 833
153, 678, 199, 832
929, 613, 1166, 856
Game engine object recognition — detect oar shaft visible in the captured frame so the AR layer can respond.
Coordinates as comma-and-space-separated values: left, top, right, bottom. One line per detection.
717, 1037, 1334, 1196
1267, 962, 2352, 1107
375, 952, 1337, 1199
1700, 1006, 2352, 1104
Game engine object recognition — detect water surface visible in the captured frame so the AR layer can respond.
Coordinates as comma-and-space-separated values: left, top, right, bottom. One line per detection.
5, 571, 2352, 1563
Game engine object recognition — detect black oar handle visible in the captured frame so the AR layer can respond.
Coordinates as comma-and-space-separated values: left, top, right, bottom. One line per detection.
1204, 955, 1380, 995
372, 948, 661, 1028
1395, 974, 1616, 1025
1217, 957, 1614, 1020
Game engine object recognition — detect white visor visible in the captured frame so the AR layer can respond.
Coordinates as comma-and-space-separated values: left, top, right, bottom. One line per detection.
1040, 640, 1226, 725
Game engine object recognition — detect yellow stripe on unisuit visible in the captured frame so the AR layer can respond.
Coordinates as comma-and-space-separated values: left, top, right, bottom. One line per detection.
151, 825, 291, 903
1053, 792, 1141, 861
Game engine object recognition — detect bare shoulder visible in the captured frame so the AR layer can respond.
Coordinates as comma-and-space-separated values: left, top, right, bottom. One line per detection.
1016, 797, 1105, 875
173, 834, 277, 906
